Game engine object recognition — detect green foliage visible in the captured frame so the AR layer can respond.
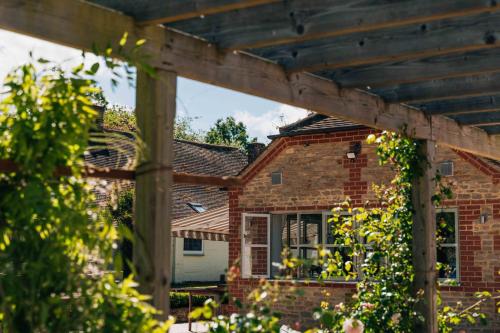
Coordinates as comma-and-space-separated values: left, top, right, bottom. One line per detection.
103, 106, 205, 144
174, 116, 206, 142
170, 292, 211, 309
104, 105, 137, 132
311, 132, 423, 332
0, 54, 171, 331
205, 116, 256, 150
192, 132, 497, 333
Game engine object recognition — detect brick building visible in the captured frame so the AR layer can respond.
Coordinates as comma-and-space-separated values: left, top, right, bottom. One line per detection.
227, 114, 500, 330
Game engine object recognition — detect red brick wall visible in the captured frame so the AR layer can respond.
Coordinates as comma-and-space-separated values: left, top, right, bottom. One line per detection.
227, 129, 500, 329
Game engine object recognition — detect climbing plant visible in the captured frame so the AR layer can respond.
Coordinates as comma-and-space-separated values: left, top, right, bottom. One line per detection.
192, 131, 497, 333
0, 46, 172, 331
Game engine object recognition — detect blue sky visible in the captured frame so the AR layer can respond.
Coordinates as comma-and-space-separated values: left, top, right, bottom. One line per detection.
0, 29, 308, 142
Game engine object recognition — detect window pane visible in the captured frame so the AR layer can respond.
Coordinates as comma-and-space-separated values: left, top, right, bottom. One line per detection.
300, 214, 322, 245
300, 248, 322, 278
327, 247, 355, 276
325, 215, 349, 244
437, 246, 457, 279
437, 211, 456, 244
244, 216, 268, 245
184, 238, 202, 252
286, 214, 298, 246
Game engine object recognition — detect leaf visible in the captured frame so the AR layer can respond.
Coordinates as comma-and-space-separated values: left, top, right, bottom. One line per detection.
89, 62, 100, 75
136, 39, 146, 46
71, 63, 84, 74
119, 32, 129, 47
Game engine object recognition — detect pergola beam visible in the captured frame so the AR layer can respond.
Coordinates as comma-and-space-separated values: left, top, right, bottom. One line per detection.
412, 94, 500, 115
168, 0, 500, 50
0, 0, 499, 161
321, 48, 500, 89
449, 111, 500, 126
134, 68, 176, 319
373, 72, 500, 103
89, 0, 278, 25
254, 11, 500, 73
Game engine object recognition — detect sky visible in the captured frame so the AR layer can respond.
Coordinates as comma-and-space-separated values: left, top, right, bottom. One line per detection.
0, 29, 308, 142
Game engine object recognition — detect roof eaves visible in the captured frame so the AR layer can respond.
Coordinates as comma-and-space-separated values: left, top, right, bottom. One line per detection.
268, 124, 366, 139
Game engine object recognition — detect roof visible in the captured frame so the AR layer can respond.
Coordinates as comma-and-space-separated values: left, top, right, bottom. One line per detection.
85, 130, 248, 219
174, 139, 247, 176
172, 205, 228, 241
268, 114, 364, 139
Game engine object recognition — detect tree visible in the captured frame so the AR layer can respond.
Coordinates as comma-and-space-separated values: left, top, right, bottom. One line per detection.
103, 107, 205, 142
173, 116, 205, 142
205, 116, 256, 149
103, 104, 136, 132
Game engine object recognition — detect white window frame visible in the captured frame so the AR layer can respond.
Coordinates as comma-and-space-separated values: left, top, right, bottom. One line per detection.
183, 238, 204, 256
437, 207, 460, 282
241, 213, 271, 278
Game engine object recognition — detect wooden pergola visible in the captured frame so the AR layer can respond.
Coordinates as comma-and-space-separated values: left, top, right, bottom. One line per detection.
2, 1, 500, 331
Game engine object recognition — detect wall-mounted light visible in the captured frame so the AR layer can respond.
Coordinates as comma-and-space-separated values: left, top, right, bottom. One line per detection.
480, 212, 489, 224
347, 142, 362, 159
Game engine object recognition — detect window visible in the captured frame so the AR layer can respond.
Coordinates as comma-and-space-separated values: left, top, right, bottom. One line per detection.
436, 209, 459, 280
187, 202, 206, 213
271, 171, 282, 185
439, 161, 454, 176
270, 213, 355, 279
183, 238, 203, 255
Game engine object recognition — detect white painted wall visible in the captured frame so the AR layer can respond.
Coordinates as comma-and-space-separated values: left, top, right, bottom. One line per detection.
172, 237, 228, 283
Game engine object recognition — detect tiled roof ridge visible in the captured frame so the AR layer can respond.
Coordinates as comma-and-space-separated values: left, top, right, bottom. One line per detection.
277, 112, 324, 133
174, 138, 243, 151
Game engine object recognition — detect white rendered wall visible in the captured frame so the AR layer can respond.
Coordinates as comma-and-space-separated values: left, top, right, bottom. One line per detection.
172, 237, 228, 283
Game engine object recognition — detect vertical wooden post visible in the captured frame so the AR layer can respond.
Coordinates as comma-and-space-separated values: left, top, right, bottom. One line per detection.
135, 68, 176, 319
412, 140, 438, 333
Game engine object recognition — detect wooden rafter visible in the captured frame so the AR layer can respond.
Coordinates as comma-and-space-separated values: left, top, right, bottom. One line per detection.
0, 0, 499, 160
449, 111, 500, 126
321, 48, 500, 89
480, 124, 500, 134
89, 0, 278, 25
372, 72, 500, 103
168, 0, 500, 50
412, 95, 500, 115
252, 11, 500, 73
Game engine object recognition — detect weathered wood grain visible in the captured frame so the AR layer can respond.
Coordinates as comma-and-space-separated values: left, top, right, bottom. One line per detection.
168, 0, 500, 50
411, 95, 500, 115
480, 124, 500, 134
1, 0, 499, 160
134, 69, 176, 318
319, 48, 500, 89
412, 140, 438, 333
372, 72, 500, 103
449, 111, 500, 125
251, 11, 500, 72
89, 0, 277, 25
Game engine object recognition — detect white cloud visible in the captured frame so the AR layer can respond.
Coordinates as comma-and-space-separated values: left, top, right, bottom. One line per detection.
0, 29, 134, 106
234, 104, 309, 142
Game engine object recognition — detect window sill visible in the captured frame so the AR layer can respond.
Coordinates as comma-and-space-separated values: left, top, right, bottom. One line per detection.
183, 252, 204, 256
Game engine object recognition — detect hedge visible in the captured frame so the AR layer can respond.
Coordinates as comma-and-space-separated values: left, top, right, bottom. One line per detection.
170, 292, 211, 309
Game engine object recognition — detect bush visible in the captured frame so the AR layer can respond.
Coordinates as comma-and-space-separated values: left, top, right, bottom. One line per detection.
170, 292, 211, 309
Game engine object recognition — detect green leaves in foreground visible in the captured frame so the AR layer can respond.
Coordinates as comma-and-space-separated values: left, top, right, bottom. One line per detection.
0, 57, 171, 332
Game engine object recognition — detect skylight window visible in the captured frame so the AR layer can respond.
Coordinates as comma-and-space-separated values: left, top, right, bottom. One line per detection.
187, 202, 206, 213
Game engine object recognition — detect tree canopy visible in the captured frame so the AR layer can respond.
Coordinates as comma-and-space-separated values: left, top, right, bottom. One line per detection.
104, 108, 256, 150
205, 116, 256, 149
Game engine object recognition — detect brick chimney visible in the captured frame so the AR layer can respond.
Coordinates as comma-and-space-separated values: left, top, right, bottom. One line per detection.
247, 142, 266, 164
